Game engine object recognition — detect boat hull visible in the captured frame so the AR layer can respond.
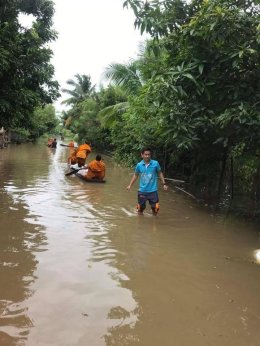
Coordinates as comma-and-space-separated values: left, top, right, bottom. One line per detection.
76, 173, 106, 183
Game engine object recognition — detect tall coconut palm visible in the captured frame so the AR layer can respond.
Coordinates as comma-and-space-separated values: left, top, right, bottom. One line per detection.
98, 61, 144, 128
98, 101, 129, 128
104, 60, 143, 96
99, 44, 164, 129
61, 74, 95, 106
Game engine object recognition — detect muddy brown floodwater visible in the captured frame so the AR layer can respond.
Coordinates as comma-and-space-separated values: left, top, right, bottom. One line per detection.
0, 142, 260, 346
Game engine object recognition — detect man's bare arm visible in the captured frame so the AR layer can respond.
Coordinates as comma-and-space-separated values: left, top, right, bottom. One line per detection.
126, 173, 138, 190
159, 171, 168, 191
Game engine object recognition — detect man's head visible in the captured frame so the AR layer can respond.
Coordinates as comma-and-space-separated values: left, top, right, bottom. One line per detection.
96, 155, 102, 161
141, 147, 152, 163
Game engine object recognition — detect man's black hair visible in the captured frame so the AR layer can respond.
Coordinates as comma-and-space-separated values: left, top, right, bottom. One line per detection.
141, 147, 152, 154
96, 155, 102, 161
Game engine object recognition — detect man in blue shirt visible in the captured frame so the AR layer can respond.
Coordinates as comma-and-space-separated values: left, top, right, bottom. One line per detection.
127, 147, 168, 215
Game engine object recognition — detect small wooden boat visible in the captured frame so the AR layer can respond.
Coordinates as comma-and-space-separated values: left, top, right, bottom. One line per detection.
76, 173, 106, 183
65, 166, 106, 183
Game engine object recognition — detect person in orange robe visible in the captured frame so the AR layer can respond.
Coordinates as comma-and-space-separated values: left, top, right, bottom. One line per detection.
84, 155, 105, 180
67, 140, 76, 164
76, 141, 92, 167
68, 149, 77, 165
47, 138, 53, 147
68, 140, 74, 148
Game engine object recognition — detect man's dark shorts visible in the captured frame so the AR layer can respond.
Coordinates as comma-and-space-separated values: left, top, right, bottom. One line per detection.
138, 191, 159, 210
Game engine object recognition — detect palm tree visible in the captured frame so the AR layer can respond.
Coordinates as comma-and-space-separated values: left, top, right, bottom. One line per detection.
98, 102, 129, 128
99, 42, 165, 129
61, 74, 95, 106
104, 61, 143, 95
97, 61, 144, 128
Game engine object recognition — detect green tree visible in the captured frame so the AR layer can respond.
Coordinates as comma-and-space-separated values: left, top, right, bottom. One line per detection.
30, 104, 58, 139
98, 85, 128, 129
98, 58, 149, 129
123, 0, 260, 199
61, 74, 95, 106
0, 0, 59, 128
105, 61, 143, 95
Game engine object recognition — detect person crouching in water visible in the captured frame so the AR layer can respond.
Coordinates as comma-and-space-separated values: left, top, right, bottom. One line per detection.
78, 155, 105, 181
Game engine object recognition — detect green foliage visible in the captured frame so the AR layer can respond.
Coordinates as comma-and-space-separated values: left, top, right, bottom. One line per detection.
117, 0, 260, 209
98, 102, 129, 128
123, 0, 190, 38
123, 0, 259, 153
10, 127, 30, 141
105, 61, 143, 95
99, 85, 128, 108
230, 143, 260, 193
29, 104, 58, 138
0, 0, 59, 129
64, 98, 109, 150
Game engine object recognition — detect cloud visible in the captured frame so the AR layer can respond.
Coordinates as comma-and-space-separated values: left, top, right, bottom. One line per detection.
50, 0, 147, 111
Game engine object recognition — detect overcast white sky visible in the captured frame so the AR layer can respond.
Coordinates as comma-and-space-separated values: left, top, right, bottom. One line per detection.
49, 0, 146, 111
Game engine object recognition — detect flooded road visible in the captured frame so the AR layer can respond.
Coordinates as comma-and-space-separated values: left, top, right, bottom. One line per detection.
0, 143, 260, 346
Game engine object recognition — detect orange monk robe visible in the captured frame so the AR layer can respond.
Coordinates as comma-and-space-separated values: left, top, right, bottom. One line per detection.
85, 160, 105, 180
68, 148, 77, 164
47, 138, 53, 147
68, 141, 75, 156
76, 143, 91, 160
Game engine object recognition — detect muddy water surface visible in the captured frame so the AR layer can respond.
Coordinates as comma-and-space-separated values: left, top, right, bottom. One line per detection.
0, 143, 260, 346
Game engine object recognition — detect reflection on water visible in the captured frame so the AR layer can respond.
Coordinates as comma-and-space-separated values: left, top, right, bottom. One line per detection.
0, 142, 260, 346
0, 188, 40, 344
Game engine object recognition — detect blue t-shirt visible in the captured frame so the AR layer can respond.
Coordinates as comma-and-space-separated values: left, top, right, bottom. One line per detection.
135, 159, 161, 192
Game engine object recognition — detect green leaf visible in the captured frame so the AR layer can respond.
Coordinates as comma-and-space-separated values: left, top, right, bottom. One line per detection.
183, 73, 195, 81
